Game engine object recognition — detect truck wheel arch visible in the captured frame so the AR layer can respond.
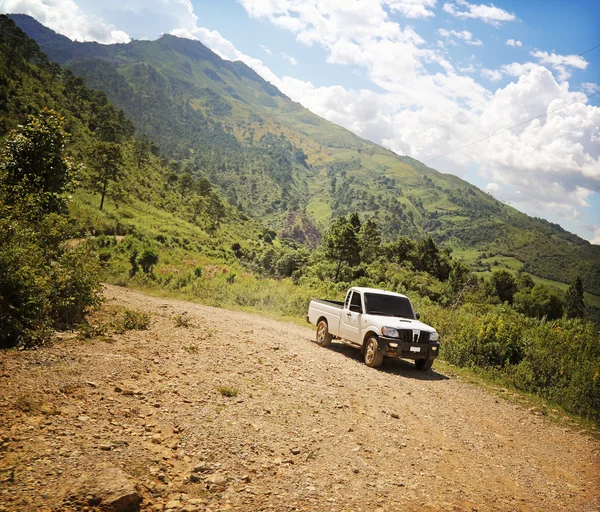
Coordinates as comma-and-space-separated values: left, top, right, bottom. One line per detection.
361, 331, 379, 353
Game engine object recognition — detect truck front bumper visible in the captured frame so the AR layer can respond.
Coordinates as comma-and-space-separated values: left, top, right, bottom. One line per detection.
379, 336, 440, 361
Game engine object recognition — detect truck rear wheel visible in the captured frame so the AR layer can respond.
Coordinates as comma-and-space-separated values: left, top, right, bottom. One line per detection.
364, 335, 384, 368
415, 358, 433, 371
316, 320, 332, 347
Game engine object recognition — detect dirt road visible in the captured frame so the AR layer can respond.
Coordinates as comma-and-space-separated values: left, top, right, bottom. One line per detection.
1, 285, 599, 511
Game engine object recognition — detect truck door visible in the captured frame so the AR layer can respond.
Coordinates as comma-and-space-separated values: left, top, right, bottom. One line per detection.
339, 291, 362, 343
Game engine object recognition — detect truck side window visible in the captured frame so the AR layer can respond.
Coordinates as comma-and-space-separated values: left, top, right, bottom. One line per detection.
344, 291, 352, 309
350, 292, 363, 313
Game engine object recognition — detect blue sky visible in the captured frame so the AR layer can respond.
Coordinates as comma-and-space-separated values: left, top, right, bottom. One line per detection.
1, 0, 599, 242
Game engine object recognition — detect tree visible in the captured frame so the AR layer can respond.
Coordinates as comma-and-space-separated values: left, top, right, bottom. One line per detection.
490, 269, 517, 304
359, 219, 381, 264
0, 108, 76, 216
139, 248, 159, 274
90, 141, 123, 210
564, 277, 585, 319
513, 284, 564, 320
385, 236, 416, 264
0, 109, 100, 347
448, 260, 473, 296
133, 135, 150, 170
179, 172, 194, 199
517, 273, 535, 291
323, 216, 361, 281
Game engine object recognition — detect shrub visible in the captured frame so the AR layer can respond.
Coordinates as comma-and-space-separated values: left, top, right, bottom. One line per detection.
173, 312, 192, 328
121, 309, 151, 330
217, 386, 238, 398
139, 248, 159, 274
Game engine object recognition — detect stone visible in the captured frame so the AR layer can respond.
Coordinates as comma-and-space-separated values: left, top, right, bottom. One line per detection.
192, 463, 212, 473
206, 473, 228, 489
74, 465, 141, 512
291, 448, 301, 455
165, 500, 181, 510
391, 413, 400, 419
189, 474, 201, 483
151, 434, 162, 444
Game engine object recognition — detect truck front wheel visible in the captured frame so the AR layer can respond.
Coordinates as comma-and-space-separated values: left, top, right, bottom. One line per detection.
364, 335, 384, 368
415, 359, 433, 371
316, 320, 332, 347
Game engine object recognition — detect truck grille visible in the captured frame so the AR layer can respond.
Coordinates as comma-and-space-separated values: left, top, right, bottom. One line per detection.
397, 330, 430, 343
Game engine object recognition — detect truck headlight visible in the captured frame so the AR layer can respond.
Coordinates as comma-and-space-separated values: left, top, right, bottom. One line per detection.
430, 331, 439, 342
382, 327, 399, 338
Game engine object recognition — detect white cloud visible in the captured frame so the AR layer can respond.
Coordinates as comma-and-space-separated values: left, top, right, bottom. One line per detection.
582, 82, 600, 94
438, 28, 482, 46
0, 0, 130, 43
261, 44, 272, 55
531, 50, 588, 81
485, 182, 499, 192
505, 39, 522, 48
443, 0, 516, 27
481, 68, 502, 81
386, 0, 438, 19
590, 226, 600, 245
236, 1, 599, 235
281, 52, 298, 65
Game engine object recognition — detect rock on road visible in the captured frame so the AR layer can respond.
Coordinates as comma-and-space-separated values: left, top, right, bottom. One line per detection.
0, 284, 598, 512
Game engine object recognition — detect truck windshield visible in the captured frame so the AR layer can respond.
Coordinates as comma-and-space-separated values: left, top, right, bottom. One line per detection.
363, 293, 414, 319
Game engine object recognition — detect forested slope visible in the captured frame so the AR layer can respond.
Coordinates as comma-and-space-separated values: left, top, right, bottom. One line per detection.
9, 13, 599, 296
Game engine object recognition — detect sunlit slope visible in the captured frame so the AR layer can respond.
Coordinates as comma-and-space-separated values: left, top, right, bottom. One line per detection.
11, 13, 600, 295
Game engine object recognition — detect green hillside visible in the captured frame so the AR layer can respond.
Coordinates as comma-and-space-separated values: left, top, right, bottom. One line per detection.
7, 13, 600, 297
2, 14, 600, 425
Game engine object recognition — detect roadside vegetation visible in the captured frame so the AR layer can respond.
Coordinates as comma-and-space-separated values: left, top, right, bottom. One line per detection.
0, 14, 598, 425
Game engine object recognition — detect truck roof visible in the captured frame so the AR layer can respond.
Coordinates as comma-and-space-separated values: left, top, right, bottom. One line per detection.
350, 287, 409, 299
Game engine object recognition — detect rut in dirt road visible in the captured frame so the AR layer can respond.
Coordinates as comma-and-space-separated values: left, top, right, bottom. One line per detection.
0, 284, 598, 512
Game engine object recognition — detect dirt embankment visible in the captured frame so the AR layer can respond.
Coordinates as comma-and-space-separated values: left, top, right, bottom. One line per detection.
1, 285, 599, 512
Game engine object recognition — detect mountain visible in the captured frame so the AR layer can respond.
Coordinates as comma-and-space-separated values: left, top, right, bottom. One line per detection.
9, 13, 600, 297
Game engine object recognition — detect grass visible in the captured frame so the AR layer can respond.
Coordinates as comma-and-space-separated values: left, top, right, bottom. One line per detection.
217, 386, 238, 398
121, 309, 151, 330
173, 312, 192, 328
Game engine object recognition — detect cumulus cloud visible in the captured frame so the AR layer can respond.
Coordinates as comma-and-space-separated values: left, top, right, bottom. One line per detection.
481, 68, 502, 81
590, 226, 600, 245
386, 0, 438, 19
442, 0, 516, 27
0, 0, 130, 43
438, 28, 483, 46
505, 39, 522, 47
582, 82, 600, 94
531, 50, 588, 81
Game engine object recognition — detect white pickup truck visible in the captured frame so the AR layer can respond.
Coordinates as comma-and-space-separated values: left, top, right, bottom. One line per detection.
307, 287, 440, 370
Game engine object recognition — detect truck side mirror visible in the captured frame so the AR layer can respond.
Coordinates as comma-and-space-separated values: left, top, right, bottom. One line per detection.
415, 312, 420, 320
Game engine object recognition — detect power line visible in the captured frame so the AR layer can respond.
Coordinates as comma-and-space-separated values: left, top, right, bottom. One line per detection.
413, 42, 600, 139
424, 90, 600, 164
